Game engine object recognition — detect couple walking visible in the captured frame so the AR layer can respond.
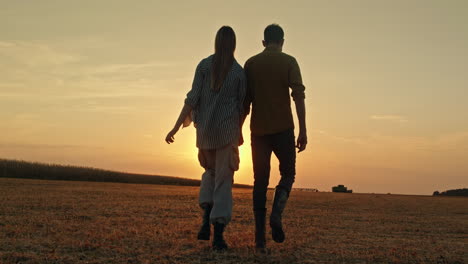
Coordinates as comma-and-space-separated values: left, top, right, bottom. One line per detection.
165, 24, 307, 251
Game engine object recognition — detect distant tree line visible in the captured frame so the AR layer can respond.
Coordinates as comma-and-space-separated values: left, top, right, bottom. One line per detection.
293, 188, 319, 192
0, 158, 252, 188
433, 188, 468, 197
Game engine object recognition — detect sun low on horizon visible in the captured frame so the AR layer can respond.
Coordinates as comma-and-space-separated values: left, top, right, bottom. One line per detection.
1, 0, 467, 195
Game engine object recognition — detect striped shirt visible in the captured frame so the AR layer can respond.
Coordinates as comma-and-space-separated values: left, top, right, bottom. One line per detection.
185, 55, 246, 149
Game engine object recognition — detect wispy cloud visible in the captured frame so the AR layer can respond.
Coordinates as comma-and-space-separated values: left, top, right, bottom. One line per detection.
311, 128, 468, 152
310, 129, 365, 144
0, 39, 191, 101
0, 40, 84, 67
74, 105, 136, 114
0, 41, 15, 48
370, 115, 408, 123
86, 61, 181, 75
0, 142, 98, 150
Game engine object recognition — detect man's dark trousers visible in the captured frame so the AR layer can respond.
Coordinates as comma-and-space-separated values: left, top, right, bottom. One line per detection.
251, 128, 296, 210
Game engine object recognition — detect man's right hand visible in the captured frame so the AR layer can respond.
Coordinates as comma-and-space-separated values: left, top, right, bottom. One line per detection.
296, 131, 307, 153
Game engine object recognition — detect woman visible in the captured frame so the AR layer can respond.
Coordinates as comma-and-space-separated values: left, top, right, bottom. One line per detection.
165, 26, 246, 251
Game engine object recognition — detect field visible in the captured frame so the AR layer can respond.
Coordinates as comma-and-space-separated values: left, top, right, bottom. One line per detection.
0, 178, 466, 264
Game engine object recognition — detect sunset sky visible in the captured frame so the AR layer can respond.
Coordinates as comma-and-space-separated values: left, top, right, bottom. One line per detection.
1, 0, 467, 195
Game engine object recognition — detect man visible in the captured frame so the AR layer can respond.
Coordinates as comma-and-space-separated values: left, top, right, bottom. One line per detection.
244, 24, 307, 251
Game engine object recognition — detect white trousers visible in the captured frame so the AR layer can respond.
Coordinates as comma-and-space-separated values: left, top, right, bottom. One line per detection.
198, 143, 239, 225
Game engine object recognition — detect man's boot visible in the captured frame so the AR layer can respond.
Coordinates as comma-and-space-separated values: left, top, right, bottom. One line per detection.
212, 222, 228, 251
270, 187, 289, 243
197, 203, 212, 240
254, 209, 267, 251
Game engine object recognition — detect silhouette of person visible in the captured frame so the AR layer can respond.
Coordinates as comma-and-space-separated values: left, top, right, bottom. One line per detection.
165, 26, 246, 251
243, 23, 307, 251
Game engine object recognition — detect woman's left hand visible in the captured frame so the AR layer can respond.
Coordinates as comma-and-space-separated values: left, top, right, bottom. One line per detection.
165, 127, 179, 144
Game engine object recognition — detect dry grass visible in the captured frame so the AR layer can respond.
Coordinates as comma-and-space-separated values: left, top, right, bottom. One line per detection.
0, 178, 466, 264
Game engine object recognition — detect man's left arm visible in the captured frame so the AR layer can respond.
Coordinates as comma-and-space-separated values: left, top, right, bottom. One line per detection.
289, 58, 307, 153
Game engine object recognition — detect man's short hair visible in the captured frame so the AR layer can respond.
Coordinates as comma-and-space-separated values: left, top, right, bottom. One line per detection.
264, 24, 284, 44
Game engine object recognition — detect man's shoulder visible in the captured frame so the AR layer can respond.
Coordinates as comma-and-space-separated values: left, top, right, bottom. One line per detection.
277, 52, 301, 70
280, 52, 297, 62
245, 51, 298, 66
244, 52, 263, 67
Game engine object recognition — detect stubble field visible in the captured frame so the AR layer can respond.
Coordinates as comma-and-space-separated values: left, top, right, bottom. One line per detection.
0, 178, 466, 264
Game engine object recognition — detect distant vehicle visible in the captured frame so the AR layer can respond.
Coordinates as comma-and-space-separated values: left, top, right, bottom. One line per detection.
332, 184, 353, 193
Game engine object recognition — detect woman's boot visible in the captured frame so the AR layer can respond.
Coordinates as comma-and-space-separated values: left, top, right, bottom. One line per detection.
212, 222, 228, 251
197, 204, 212, 240
270, 187, 289, 243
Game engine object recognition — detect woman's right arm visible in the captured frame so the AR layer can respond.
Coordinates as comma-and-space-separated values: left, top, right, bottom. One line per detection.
165, 60, 204, 144
165, 103, 193, 144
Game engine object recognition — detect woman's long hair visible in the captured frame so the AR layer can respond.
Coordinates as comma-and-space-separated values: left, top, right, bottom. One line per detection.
211, 26, 236, 92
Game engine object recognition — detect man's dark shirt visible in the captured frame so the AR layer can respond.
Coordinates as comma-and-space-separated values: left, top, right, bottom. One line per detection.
244, 47, 305, 136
